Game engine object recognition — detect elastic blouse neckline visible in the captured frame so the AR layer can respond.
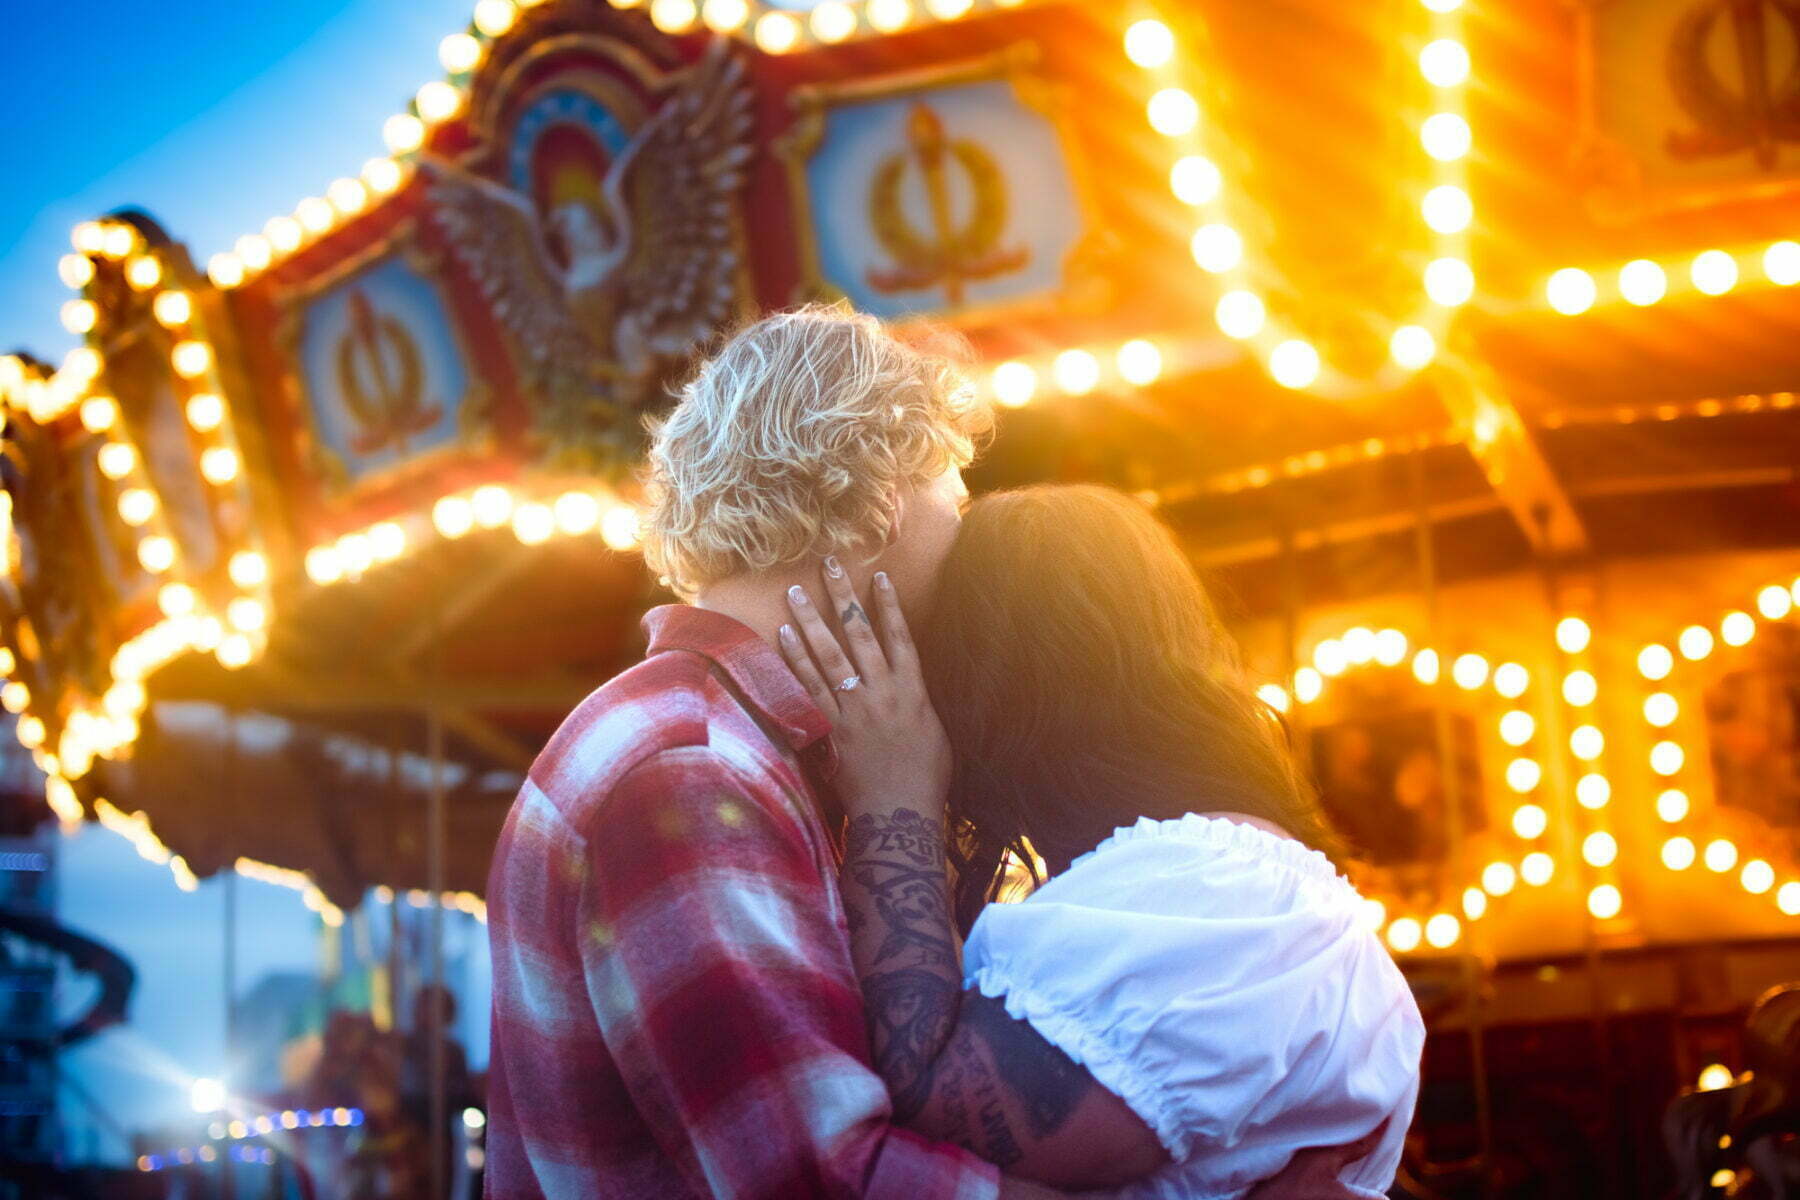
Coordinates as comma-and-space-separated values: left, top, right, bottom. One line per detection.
1069, 812, 1359, 903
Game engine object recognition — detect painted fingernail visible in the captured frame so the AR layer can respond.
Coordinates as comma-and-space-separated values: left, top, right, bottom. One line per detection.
824, 555, 844, 579
875, 571, 891, 590
779, 624, 796, 643
788, 585, 808, 605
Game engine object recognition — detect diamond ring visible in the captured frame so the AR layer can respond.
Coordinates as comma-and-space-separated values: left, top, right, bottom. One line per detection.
835, 675, 862, 693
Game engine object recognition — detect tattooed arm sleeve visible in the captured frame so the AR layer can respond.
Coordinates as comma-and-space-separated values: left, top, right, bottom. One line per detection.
840, 808, 1170, 1189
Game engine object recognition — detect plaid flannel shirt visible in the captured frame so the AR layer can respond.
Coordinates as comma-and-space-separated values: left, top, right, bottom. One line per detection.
485, 604, 1000, 1199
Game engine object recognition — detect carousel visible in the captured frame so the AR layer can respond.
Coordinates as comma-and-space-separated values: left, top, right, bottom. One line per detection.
4, 0, 1800, 1194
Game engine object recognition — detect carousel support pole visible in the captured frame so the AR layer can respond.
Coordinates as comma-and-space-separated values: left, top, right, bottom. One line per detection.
1408, 455, 1494, 1197
223, 709, 239, 1200
387, 733, 403, 1033
1276, 506, 1310, 777
427, 647, 447, 1200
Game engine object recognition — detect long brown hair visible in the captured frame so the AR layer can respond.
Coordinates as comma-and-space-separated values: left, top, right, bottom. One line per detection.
917, 485, 1342, 929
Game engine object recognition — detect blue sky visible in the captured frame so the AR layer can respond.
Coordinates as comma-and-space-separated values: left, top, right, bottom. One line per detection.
7, 0, 496, 1163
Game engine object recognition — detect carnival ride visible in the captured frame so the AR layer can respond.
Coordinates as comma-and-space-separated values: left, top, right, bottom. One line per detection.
4, 0, 1800, 1192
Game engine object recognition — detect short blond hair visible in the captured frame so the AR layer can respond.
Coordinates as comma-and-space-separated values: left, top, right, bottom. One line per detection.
643, 306, 991, 598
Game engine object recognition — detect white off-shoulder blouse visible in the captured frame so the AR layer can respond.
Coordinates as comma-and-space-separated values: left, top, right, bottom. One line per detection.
961, 814, 1423, 1200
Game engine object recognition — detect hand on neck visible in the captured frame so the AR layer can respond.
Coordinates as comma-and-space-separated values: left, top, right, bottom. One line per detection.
693, 553, 880, 650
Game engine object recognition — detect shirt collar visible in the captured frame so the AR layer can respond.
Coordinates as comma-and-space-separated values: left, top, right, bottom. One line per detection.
642, 604, 833, 755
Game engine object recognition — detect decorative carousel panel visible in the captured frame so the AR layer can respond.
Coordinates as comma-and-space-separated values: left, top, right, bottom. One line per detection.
777, 44, 1100, 323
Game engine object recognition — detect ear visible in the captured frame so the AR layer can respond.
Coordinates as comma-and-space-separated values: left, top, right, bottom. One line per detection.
880, 486, 905, 550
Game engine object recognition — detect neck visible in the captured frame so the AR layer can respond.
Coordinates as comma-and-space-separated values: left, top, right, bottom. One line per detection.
692, 563, 838, 648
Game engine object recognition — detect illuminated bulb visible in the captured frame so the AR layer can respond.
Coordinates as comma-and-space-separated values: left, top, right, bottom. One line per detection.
1570, 724, 1603, 760
925, 0, 972, 17
1511, 804, 1547, 839
1390, 325, 1436, 369
295, 196, 334, 235
1374, 629, 1408, 666
1268, 340, 1321, 389
208, 253, 245, 288
1386, 917, 1422, 953
1546, 267, 1596, 315
416, 81, 465, 125
102, 224, 135, 258
1342, 627, 1377, 664
1124, 19, 1175, 68
473, 0, 518, 36
1116, 339, 1162, 386
1313, 639, 1347, 677
1561, 670, 1597, 706
217, 634, 254, 670
305, 546, 344, 585
1742, 860, 1775, 894
1424, 913, 1460, 948
865, 0, 910, 33
362, 157, 404, 195
1655, 789, 1689, 822
554, 491, 601, 535
1619, 259, 1666, 305
227, 597, 267, 633
1690, 249, 1737, 295
1778, 882, 1800, 915
513, 502, 554, 545
118, 488, 157, 526
1650, 740, 1684, 776
97, 442, 137, 479
1358, 899, 1386, 933
1764, 240, 1800, 286
1505, 757, 1541, 793
1704, 839, 1738, 873
369, 521, 406, 561
126, 255, 162, 290
1214, 291, 1266, 340
1419, 112, 1471, 161
1663, 836, 1696, 870
72, 221, 105, 254
1720, 610, 1755, 646
808, 1, 855, 40
1170, 156, 1222, 205
200, 446, 240, 484
1520, 852, 1554, 886
337, 533, 373, 575
138, 536, 176, 573
439, 32, 482, 73
1576, 773, 1611, 809
0, 682, 24, 714
1424, 257, 1474, 306
1190, 224, 1243, 272
434, 495, 476, 538
228, 550, 268, 587
1255, 684, 1290, 714
600, 505, 640, 551
1421, 184, 1472, 234
1482, 860, 1517, 895
1638, 643, 1673, 679
186, 392, 225, 432
80, 395, 118, 433
1451, 653, 1488, 689
236, 234, 272, 270
156, 583, 197, 619
59, 252, 95, 288
1412, 648, 1440, 684
1463, 887, 1488, 920
1587, 884, 1622, 920
1419, 38, 1471, 87
16, 716, 45, 749
754, 12, 801, 52
991, 361, 1037, 409
1499, 710, 1535, 746
471, 484, 513, 528
1491, 663, 1527, 698
1293, 667, 1323, 704
152, 290, 192, 327
1758, 583, 1794, 619
172, 340, 212, 378
64, 346, 100, 379
1052, 349, 1100, 395
1555, 615, 1590, 653
327, 177, 367, 216
1582, 831, 1617, 868
703, 0, 750, 31
1147, 88, 1200, 137
264, 216, 302, 253
61, 299, 97, 333
1678, 624, 1713, 660
383, 114, 426, 155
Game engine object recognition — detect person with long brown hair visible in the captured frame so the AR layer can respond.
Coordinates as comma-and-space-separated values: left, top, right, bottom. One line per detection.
780, 484, 1422, 1198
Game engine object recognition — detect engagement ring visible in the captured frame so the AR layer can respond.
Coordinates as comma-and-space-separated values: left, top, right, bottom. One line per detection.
835, 675, 862, 693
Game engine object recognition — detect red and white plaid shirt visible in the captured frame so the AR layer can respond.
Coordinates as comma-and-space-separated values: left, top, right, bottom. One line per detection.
485, 604, 1000, 1199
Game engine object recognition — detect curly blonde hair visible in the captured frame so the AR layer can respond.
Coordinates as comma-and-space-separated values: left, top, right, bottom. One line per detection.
643, 306, 992, 598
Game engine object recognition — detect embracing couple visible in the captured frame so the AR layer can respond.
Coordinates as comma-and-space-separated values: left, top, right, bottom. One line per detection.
484, 308, 1424, 1199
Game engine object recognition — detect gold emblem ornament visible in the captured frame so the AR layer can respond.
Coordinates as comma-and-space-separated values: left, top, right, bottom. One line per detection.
334, 288, 442, 457
865, 102, 1029, 306
1667, 0, 1800, 168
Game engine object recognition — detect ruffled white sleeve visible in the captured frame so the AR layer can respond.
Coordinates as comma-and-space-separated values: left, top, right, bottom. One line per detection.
961, 815, 1422, 1200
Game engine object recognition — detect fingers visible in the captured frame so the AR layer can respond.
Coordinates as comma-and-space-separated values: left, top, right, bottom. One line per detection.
778, 623, 836, 715
869, 571, 921, 677
818, 555, 888, 678
787, 583, 859, 695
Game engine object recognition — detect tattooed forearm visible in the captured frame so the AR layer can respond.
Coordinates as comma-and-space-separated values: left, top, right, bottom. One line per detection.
963, 991, 1088, 1137
841, 808, 962, 1121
